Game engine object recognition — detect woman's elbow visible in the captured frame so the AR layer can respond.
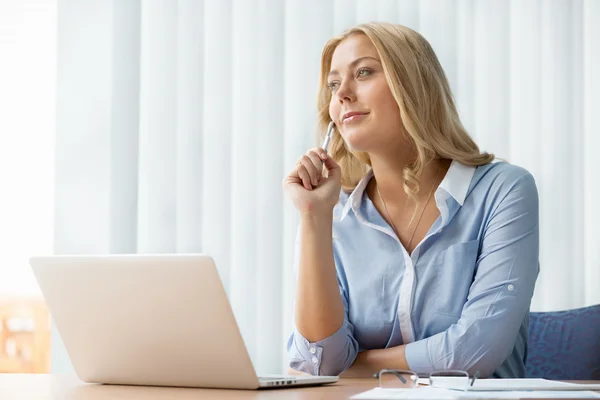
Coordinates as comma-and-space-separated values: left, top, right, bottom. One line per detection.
439, 342, 511, 378
288, 356, 353, 377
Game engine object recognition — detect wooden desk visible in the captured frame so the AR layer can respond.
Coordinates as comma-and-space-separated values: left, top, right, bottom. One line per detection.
0, 374, 599, 399
0, 374, 371, 399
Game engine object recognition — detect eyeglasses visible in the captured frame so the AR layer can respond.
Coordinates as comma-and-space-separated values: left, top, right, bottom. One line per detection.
373, 369, 480, 390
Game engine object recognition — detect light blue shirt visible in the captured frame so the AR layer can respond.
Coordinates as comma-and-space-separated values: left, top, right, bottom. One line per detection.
287, 160, 540, 378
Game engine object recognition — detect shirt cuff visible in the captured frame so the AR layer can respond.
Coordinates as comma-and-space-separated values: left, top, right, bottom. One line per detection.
289, 321, 350, 376
405, 337, 435, 373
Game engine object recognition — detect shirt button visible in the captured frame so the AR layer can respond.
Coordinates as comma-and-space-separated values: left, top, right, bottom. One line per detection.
311, 356, 318, 364
507, 284, 515, 292
309, 347, 316, 354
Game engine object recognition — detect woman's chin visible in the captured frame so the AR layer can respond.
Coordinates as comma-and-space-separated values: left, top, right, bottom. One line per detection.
340, 131, 373, 153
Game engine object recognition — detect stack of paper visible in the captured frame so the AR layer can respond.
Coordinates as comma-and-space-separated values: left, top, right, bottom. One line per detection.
462, 379, 600, 392
351, 379, 600, 399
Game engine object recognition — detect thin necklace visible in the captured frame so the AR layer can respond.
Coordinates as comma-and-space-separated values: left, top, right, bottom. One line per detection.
376, 164, 442, 250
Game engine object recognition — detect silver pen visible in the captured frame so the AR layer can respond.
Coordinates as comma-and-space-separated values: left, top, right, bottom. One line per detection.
321, 121, 335, 155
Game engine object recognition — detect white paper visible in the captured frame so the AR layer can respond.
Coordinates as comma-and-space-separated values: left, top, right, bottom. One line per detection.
417, 377, 600, 391
351, 387, 600, 400
351, 387, 460, 399
458, 391, 600, 399
464, 378, 600, 391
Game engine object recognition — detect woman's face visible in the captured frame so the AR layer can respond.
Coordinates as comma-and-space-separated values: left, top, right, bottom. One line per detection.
328, 34, 404, 153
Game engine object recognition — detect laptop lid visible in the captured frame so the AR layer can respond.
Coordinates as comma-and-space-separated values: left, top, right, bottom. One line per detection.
30, 254, 262, 389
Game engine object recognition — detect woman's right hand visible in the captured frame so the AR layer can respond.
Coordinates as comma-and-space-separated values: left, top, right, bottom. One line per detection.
282, 148, 342, 215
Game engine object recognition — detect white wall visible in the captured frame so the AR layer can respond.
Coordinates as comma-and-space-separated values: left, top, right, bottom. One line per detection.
0, 1, 56, 296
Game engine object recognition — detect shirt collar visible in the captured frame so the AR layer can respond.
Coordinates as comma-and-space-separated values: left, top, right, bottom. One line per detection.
340, 169, 374, 221
438, 160, 476, 206
339, 160, 476, 221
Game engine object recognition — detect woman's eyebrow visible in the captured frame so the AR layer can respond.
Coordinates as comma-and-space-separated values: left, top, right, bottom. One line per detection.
328, 56, 381, 78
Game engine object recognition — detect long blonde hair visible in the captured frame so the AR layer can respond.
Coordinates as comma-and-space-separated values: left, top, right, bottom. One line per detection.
317, 22, 494, 201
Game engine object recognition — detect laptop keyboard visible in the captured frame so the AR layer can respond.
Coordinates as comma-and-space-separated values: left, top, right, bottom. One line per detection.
258, 376, 297, 382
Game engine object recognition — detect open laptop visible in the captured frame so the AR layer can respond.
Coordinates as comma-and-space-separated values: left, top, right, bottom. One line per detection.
29, 254, 338, 389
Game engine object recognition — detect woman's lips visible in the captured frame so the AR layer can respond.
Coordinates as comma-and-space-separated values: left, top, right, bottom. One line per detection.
342, 113, 369, 124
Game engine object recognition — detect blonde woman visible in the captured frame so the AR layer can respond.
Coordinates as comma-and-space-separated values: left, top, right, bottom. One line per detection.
283, 22, 539, 379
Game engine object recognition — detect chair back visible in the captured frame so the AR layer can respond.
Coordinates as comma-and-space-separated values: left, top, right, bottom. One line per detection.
526, 304, 600, 379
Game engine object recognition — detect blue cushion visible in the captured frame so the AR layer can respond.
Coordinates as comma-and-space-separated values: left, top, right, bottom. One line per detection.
526, 304, 600, 380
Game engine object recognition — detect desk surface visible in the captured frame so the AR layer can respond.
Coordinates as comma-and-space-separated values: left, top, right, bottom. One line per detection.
0, 374, 370, 400
0, 374, 599, 399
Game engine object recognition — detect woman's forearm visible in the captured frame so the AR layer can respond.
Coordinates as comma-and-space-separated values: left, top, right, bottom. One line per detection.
294, 210, 345, 342
341, 345, 409, 378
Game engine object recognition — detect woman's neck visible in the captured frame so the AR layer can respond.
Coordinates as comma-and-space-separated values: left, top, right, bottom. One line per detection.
367, 154, 450, 208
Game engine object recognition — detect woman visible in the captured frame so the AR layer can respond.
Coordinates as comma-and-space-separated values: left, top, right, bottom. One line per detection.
283, 22, 539, 379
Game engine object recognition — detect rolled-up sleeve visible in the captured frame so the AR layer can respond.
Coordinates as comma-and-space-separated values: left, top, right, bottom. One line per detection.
286, 226, 359, 376
405, 173, 540, 377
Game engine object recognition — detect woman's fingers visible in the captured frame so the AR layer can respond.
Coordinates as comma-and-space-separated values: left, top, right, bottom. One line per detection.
306, 151, 324, 181
296, 163, 313, 190
297, 155, 317, 187
299, 150, 326, 185
287, 148, 330, 191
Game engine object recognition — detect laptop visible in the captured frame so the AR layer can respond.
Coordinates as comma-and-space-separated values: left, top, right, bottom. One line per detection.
29, 254, 338, 389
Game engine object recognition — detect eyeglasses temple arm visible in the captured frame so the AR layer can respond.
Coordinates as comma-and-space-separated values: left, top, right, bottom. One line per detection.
470, 371, 480, 386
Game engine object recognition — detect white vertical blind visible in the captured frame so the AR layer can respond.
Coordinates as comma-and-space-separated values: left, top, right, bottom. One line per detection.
175, 0, 204, 254
473, 0, 509, 157
230, 0, 258, 363
254, 0, 285, 371
54, 0, 600, 374
455, 0, 475, 135
138, 0, 177, 253
583, 0, 600, 306
202, 0, 233, 289
110, 0, 140, 254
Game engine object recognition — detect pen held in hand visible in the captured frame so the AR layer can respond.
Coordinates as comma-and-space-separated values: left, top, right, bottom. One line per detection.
321, 121, 335, 158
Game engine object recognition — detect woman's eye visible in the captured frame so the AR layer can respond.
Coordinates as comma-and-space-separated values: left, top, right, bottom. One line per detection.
357, 68, 372, 77
327, 81, 340, 92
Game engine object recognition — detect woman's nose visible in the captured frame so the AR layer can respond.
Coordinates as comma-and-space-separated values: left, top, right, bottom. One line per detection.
335, 81, 356, 103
